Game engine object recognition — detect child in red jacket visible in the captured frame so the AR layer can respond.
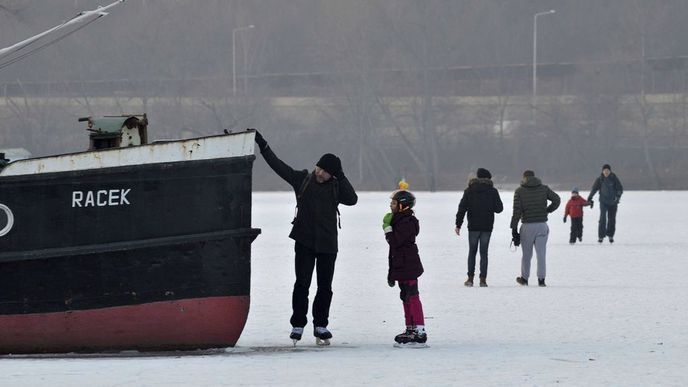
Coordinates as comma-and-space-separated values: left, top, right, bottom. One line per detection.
383, 189, 427, 347
563, 187, 592, 244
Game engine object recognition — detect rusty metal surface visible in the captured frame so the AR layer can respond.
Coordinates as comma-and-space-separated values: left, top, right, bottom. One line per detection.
0, 131, 256, 177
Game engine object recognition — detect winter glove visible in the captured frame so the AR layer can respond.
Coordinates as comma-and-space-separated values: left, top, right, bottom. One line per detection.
382, 212, 393, 233
253, 130, 268, 152
563, 215, 567, 223
387, 279, 395, 287
589, 200, 594, 209
511, 228, 521, 247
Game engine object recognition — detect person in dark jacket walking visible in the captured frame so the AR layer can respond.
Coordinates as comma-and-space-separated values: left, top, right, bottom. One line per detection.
563, 187, 592, 244
383, 189, 427, 346
511, 170, 560, 287
587, 164, 623, 243
455, 168, 503, 287
254, 131, 358, 344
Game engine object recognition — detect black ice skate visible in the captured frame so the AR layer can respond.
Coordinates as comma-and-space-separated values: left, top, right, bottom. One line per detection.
394, 327, 414, 345
314, 326, 332, 346
394, 328, 428, 348
290, 327, 304, 346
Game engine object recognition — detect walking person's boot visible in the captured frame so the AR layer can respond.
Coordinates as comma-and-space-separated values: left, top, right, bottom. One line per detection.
516, 277, 528, 286
538, 278, 546, 287
479, 276, 488, 287
464, 275, 474, 287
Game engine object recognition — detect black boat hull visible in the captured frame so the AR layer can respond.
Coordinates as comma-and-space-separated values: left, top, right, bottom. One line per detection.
0, 133, 260, 353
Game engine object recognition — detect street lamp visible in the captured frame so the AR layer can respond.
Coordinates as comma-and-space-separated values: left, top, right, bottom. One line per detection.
232, 24, 254, 97
532, 10, 555, 122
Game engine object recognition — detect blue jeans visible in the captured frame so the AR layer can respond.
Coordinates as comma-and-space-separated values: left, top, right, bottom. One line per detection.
598, 202, 618, 239
467, 231, 491, 277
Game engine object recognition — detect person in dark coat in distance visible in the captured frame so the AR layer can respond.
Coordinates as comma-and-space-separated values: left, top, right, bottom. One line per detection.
253, 130, 358, 344
383, 189, 427, 346
587, 164, 623, 244
511, 170, 560, 287
455, 168, 503, 287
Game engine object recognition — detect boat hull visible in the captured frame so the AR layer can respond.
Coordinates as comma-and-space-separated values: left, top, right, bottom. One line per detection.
0, 132, 260, 354
0, 296, 249, 354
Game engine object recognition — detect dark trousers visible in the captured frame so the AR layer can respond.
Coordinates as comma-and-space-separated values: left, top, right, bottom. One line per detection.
569, 217, 583, 243
467, 231, 491, 277
598, 203, 618, 239
290, 242, 337, 328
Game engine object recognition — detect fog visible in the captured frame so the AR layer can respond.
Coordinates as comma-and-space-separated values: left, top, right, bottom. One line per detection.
2, 0, 688, 190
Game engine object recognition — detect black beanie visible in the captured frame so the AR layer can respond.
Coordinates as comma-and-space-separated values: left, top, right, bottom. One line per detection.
523, 170, 535, 178
602, 164, 611, 171
316, 153, 341, 176
476, 168, 492, 179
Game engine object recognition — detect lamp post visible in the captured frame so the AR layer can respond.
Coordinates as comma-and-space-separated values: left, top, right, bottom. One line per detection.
232, 24, 254, 97
532, 10, 555, 123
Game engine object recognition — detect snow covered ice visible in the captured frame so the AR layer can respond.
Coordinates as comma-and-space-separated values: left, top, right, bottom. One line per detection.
1, 191, 686, 386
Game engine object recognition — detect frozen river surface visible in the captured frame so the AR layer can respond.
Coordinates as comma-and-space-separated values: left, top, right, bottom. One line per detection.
1, 191, 686, 386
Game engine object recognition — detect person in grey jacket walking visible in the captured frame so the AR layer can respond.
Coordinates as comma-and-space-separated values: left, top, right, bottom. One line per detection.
510, 170, 561, 287
587, 164, 623, 244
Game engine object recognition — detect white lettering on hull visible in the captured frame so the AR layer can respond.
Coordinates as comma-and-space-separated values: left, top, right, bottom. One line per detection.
72, 189, 132, 208
0, 203, 14, 237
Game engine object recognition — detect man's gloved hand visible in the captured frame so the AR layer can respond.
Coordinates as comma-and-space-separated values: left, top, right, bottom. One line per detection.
563, 215, 567, 223
332, 156, 344, 180
588, 200, 594, 209
511, 228, 521, 247
253, 130, 268, 152
387, 279, 395, 287
382, 213, 393, 232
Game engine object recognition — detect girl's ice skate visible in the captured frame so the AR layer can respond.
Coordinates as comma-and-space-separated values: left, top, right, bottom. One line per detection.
393, 327, 428, 348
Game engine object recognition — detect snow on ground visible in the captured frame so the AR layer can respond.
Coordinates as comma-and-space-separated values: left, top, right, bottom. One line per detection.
1, 191, 686, 386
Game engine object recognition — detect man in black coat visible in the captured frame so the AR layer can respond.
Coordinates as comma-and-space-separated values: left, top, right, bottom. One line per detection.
455, 168, 503, 287
254, 131, 358, 343
587, 164, 623, 243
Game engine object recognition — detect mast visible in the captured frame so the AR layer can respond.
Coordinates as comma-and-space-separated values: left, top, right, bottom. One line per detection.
0, 0, 126, 67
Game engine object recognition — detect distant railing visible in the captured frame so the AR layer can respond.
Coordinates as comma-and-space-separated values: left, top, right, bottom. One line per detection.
2, 56, 688, 99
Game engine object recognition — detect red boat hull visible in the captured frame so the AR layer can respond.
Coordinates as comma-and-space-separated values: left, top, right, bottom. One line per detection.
0, 295, 249, 354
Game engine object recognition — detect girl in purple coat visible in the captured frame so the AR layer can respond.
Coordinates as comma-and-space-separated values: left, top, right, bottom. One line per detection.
382, 190, 427, 346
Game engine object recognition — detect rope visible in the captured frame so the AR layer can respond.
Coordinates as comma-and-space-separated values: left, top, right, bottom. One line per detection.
0, 15, 102, 71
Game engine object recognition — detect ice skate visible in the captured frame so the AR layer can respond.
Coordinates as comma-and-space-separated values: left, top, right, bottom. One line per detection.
394, 327, 414, 345
314, 326, 332, 346
394, 327, 428, 348
290, 327, 303, 347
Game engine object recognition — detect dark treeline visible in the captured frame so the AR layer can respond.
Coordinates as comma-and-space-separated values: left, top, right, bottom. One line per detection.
1, 0, 688, 190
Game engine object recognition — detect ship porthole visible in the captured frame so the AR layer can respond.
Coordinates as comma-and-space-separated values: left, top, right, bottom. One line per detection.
0, 204, 14, 237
